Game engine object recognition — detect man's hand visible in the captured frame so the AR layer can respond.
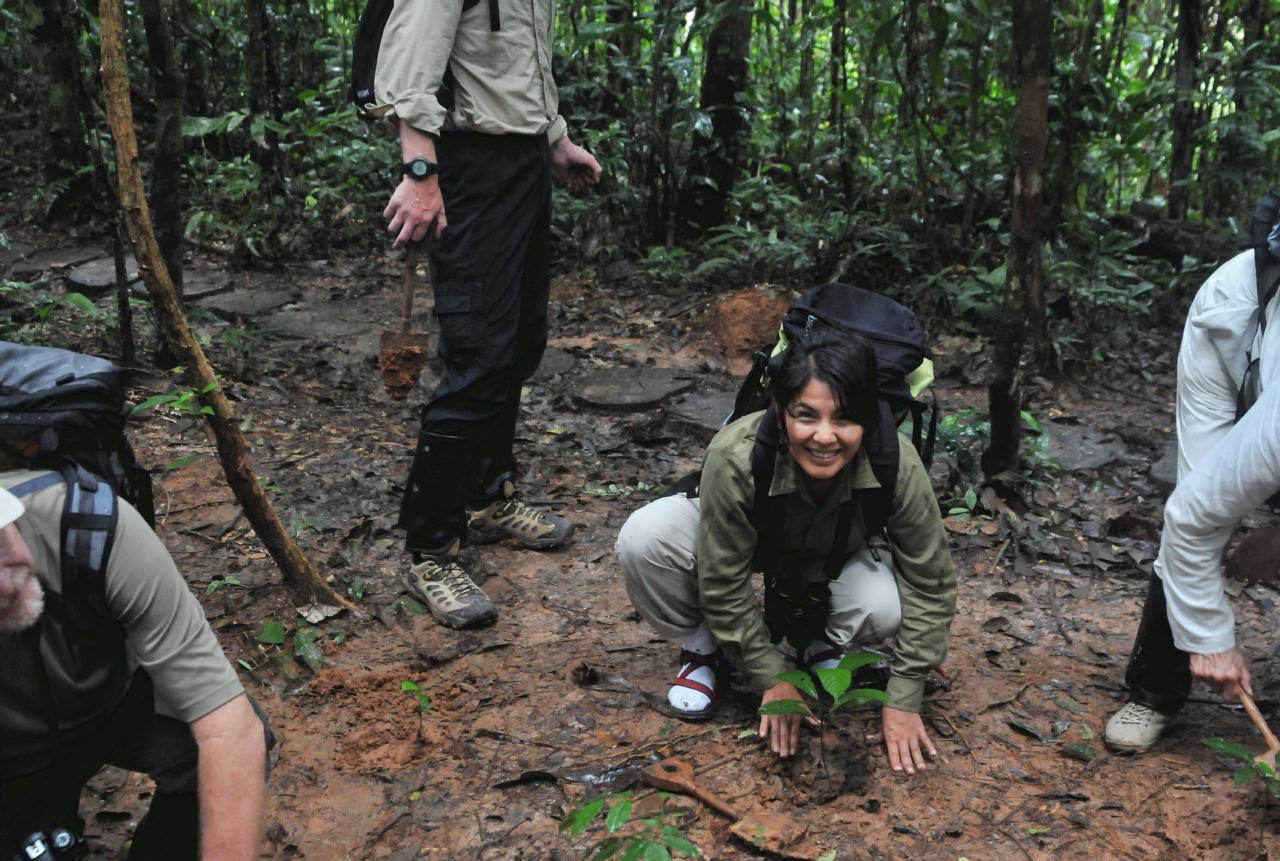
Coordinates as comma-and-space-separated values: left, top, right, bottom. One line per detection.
759, 681, 819, 758
385, 176, 445, 247
1190, 648, 1253, 699
550, 137, 602, 192
882, 706, 937, 775
387, 120, 445, 247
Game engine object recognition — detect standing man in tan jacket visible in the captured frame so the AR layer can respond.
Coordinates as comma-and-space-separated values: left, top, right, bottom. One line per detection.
362, 0, 601, 628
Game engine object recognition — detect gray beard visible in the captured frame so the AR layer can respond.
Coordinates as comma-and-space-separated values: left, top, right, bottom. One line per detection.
0, 574, 44, 634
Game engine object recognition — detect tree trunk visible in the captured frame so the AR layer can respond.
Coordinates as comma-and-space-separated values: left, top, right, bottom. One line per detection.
1168, 0, 1200, 220
141, 0, 187, 300
99, 0, 355, 611
679, 0, 753, 234
984, 0, 1051, 480
34, 0, 93, 219
245, 0, 283, 194
1043, 0, 1104, 233
604, 0, 635, 117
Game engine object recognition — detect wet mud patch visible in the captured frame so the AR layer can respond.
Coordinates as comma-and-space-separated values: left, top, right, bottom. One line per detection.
299, 668, 444, 773
768, 725, 872, 805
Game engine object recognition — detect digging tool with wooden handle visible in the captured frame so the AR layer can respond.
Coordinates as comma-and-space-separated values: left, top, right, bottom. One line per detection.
1239, 692, 1280, 771
378, 242, 432, 400
643, 758, 740, 819
641, 757, 809, 857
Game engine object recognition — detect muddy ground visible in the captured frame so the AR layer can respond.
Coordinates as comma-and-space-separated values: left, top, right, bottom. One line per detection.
5, 232, 1280, 860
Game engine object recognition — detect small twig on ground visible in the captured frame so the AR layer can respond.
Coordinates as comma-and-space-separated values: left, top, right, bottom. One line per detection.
1046, 568, 1073, 645
979, 682, 1033, 714
470, 727, 561, 749
991, 537, 1012, 573
178, 528, 223, 545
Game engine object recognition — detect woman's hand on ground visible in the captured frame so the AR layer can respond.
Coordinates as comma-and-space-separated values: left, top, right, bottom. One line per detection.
759, 681, 819, 758
882, 706, 936, 775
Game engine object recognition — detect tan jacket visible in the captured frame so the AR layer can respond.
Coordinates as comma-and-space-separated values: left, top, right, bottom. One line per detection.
370, 0, 567, 142
697, 412, 957, 712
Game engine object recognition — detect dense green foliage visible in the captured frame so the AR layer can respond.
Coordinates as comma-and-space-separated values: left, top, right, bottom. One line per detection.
1, 0, 1277, 341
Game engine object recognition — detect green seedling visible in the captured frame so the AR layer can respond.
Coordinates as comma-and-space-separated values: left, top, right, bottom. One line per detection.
758, 651, 890, 793
401, 679, 432, 744
206, 575, 242, 595
1202, 738, 1280, 798
560, 791, 701, 860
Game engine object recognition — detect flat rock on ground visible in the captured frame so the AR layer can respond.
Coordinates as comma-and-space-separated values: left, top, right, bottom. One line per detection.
572, 366, 696, 412
194, 288, 295, 321
1045, 421, 1129, 471
1150, 439, 1178, 490
130, 269, 234, 302
10, 245, 105, 279
66, 256, 140, 296
0, 239, 36, 275
532, 347, 576, 381
666, 390, 737, 444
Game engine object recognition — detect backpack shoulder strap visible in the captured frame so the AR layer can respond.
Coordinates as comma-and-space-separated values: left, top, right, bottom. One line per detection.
750, 406, 784, 572
1256, 244, 1280, 336
11, 466, 121, 636
858, 402, 901, 538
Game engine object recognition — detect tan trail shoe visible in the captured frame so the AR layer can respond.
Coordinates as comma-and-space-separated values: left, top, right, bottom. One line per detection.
468, 496, 574, 549
1104, 701, 1172, 752
404, 542, 496, 629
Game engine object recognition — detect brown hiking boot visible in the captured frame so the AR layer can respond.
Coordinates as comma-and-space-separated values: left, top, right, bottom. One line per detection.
404, 540, 497, 629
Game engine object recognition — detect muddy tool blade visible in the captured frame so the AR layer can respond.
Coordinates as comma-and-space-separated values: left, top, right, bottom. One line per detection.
1224, 526, 1280, 585
1240, 692, 1280, 771
379, 242, 431, 400
642, 758, 808, 857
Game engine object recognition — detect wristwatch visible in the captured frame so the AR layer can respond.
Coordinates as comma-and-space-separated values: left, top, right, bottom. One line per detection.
402, 156, 438, 181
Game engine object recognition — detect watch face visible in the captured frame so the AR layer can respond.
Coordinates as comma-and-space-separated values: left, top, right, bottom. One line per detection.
412, 160, 430, 178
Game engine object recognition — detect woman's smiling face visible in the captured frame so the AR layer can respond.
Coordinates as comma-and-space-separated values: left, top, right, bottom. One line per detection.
783, 378, 864, 489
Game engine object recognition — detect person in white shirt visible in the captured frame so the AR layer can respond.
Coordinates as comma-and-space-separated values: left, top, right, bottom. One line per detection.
1106, 188, 1280, 751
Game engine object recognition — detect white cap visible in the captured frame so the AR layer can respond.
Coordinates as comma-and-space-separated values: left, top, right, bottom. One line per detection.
0, 487, 24, 529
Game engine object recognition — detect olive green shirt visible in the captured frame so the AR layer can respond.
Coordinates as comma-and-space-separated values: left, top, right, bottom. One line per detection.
369, 0, 568, 143
697, 412, 957, 712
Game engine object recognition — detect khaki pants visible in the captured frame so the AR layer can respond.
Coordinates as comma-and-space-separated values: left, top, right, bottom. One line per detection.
616, 494, 901, 648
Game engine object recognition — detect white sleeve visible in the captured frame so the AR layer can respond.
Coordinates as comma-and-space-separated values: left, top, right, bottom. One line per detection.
1159, 381, 1280, 653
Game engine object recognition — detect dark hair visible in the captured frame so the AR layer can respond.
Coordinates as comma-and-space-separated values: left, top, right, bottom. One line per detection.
770, 331, 880, 429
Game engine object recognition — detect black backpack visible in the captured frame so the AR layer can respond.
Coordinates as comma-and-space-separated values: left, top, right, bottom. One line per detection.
0, 342, 154, 636
351, 0, 501, 121
1236, 186, 1280, 419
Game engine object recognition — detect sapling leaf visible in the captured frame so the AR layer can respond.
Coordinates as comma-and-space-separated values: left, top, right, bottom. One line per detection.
776, 669, 817, 699
294, 627, 323, 672
837, 651, 885, 674
657, 825, 701, 856
605, 797, 634, 833
561, 797, 606, 836
1233, 765, 1256, 787
1203, 738, 1255, 760
815, 667, 852, 699
257, 620, 286, 644
833, 688, 890, 709
758, 699, 814, 717
132, 393, 177, 414
589, 837, 623, 861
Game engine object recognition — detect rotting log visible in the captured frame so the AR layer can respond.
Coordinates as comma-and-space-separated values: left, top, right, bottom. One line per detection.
99, 0, 355, 611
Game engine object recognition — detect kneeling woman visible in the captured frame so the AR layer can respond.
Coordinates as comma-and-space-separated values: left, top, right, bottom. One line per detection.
616, 332, 956, 774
